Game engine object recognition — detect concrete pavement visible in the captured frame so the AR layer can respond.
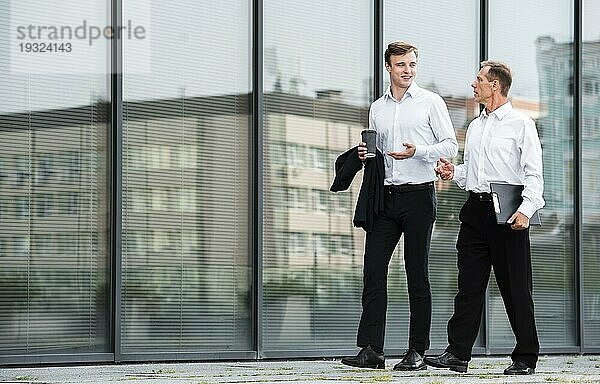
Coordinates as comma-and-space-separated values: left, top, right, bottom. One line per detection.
1, 354, 600, 383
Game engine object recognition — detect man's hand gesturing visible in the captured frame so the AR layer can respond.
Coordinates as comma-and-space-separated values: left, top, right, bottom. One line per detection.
387, 142, 416, 160
435, 158, 454, 180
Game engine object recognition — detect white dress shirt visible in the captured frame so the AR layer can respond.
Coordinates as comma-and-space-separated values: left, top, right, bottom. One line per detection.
453, 101, 545, 218
369, 82, 458, 185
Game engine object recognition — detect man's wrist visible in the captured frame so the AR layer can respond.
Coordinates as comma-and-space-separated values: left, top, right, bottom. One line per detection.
517, 205, 535, 219
413, 145, 427, 159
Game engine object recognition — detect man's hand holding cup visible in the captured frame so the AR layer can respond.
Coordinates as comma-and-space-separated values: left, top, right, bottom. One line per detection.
358, 142, 368, 161
360, 129, 377, 161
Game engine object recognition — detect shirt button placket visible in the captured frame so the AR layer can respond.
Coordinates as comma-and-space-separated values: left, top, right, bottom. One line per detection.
392, 102, 399, 182
477, 116, 488, 191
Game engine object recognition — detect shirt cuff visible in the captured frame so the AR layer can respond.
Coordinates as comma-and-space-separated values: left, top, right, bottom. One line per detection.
413, 145, 428, 160
451, 165, 465, 183
517, 200, 537, 219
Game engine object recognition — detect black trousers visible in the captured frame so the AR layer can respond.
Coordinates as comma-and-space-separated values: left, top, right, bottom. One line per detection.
446, 195, 539, 368
357, 185, 436, 353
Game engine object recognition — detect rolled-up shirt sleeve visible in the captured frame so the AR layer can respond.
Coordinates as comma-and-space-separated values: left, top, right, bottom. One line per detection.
413, 96, 458, 162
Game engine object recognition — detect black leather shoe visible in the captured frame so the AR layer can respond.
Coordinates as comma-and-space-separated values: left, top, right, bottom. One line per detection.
393, 349, 426, 371
504, 361, 535, 375
341, 346, 385, 369
423, 351, 468, 373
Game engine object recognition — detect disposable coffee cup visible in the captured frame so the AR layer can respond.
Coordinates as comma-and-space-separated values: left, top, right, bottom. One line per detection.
361, 129, 377, 158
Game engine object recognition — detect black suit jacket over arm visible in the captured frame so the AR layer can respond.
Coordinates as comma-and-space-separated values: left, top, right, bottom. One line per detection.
330, 146, 385, 232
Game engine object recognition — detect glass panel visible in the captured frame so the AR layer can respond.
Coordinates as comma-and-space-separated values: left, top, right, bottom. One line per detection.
384, 0, 479, 350
262, 0, 373, 351
120, 0, 252, 353
582, 0, 600, 348
489, 0, 576, 348
0, 0, 110, 355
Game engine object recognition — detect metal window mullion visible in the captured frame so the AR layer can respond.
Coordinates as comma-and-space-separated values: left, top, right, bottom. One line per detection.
254, 0, 264, 359
574, 0, 583, 352
375, 0, 383, 98
111, 0, 123, 362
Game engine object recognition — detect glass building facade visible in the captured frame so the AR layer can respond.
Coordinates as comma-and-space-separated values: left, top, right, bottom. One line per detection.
0, 0, 598, 364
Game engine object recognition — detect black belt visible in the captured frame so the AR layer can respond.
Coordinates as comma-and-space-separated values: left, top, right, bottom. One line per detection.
469, 191, 492, 202
385, 182, 433, 194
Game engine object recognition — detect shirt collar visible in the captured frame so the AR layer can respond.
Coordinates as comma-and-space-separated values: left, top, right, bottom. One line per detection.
480, 101, 512, 121
385, 82, 420, 102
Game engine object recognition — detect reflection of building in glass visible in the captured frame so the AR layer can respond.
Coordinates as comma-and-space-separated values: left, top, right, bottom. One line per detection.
120, 94, 251, 352
536, 36, 574, 224
261, 91, 368, 350
263, 91, 367, 271
537, 37, 600, 338
534, 36, 600, 342
581, 37, 600, 345
581, 40, 600, 223
0, 104, 109, 353
535, 36, 600, 224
